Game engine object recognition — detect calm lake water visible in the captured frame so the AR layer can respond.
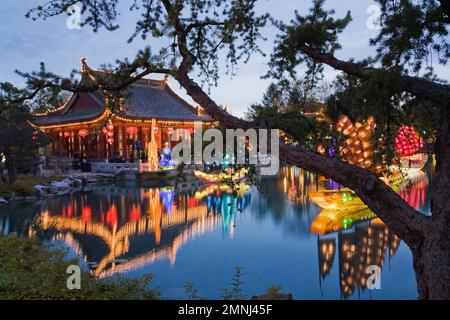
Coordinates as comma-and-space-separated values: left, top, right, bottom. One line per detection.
0, 166, 433, 299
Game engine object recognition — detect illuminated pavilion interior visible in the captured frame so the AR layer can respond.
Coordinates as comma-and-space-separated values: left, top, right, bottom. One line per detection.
31, 58, 214, 161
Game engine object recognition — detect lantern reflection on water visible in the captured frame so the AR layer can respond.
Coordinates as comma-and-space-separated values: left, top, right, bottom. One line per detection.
160, 187, 175, 215
193, 167, 249, 184
35, 185, 251, 278
309, 189, 366, 211
311, 207, 379, 235
310, 169, 428, 235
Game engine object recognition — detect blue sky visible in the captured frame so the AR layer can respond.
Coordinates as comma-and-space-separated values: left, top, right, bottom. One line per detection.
0, 0, 448, 117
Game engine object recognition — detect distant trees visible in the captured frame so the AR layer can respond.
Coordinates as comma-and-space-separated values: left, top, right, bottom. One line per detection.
0, 84, 49, 183
246, 79, 330, 150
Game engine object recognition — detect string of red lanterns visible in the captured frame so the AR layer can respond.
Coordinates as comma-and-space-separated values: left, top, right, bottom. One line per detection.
104, 122, 114, 145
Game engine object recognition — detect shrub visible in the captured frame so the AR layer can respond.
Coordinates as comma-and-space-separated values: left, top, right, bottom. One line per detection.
0, 235, 160, 300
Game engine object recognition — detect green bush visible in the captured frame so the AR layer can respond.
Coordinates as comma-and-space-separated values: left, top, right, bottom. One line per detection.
0, 235, 160, 300
9, 180, 38, 196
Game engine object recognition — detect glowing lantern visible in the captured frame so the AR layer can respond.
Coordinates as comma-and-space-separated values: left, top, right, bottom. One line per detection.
395, 125, 423, 157
107, 131, 114, 137
317, 144, 326, 154
107, 138, 114, 145
336, 115, 378, 174
59, 132, 63, 137
126, 126, 138, 135
63, 131, 70, 138
78, 129, 88, 137
106, 123, 114, 131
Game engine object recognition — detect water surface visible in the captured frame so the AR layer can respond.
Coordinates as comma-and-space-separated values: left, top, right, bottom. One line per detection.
0, 166, 432, 299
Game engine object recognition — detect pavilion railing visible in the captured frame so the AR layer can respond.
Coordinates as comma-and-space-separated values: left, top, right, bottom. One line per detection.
90, 162, 140, 173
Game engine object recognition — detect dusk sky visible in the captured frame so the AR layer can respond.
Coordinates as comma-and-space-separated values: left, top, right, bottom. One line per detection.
1, 0, 449, 116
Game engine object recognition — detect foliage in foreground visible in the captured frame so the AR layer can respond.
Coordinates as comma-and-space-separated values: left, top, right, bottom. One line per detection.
185, 267, 285, 300
0, 235, 160, 300
0, 235, 285, 300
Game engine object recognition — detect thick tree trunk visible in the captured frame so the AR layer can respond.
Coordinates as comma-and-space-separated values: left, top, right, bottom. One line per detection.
412, 233, 450, 299
413, 103, 450, 299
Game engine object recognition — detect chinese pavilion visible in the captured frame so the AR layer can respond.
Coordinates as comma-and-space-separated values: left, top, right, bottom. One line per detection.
31, 58, 214, 160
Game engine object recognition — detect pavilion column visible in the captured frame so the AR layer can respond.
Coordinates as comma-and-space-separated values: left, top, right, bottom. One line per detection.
74, 130, 79, 156
57, 132, 62, 156
51, 131, 56, 155
69, 132, 74, 158
97, 132, 106, 159
122, 126, 127, 158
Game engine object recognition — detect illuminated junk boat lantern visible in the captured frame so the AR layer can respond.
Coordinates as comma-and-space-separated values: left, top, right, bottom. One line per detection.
394, 125, 428, 172
309, 115, 401, 233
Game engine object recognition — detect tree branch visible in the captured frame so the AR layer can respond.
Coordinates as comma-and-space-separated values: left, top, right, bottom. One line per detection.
296, 43, 450, 106
175, 69, 429, 246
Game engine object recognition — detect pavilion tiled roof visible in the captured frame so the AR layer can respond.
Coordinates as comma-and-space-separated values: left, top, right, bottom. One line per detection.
32, 60, 213, 127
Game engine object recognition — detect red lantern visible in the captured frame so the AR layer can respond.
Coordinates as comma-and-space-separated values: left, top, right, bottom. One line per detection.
59, 132, 63, 137
78, 129, 88, 137
126, 126, 138, 135
106, 124, 114, 131
107, 131, 114, 137
107, 138, 114, 145
63, 131, 70, 138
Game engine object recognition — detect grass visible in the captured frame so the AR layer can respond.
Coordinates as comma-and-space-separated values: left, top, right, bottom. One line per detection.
0, 175, 65, 198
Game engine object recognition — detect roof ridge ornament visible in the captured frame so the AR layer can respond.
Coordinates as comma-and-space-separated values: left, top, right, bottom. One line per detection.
81, 56, 89, 73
